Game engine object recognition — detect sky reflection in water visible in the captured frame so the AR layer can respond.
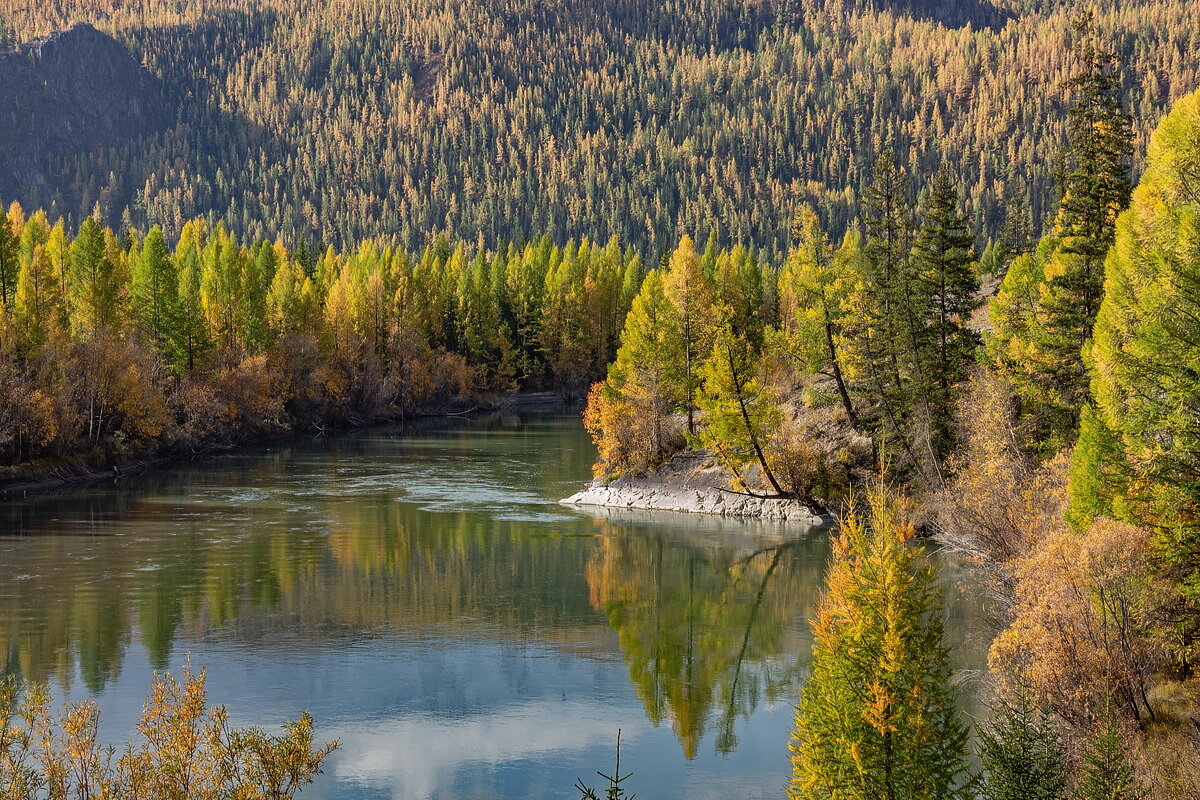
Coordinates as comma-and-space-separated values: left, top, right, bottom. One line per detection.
0, 412, 988, 799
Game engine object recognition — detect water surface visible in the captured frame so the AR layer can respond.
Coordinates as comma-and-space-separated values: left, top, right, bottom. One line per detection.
0, 412, 988, 799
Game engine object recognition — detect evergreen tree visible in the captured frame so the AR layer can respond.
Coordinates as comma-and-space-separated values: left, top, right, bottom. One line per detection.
861, 151, 917, 387
1040, 37, 1132, 381
1072, 713, 1141, 800
789, 485, 974, 800
998, 188, 1034, 270
978, 692, 1069, 800
849, 152, 924, 469
993, 21, 1133, 447
909, 170, 981, 457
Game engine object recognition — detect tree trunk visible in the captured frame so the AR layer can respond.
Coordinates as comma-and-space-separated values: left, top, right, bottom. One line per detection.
727, 346, 785, 496
824, 319, 861, 430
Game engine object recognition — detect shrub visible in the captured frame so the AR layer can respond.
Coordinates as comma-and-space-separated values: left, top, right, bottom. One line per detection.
0, 662, 337, 800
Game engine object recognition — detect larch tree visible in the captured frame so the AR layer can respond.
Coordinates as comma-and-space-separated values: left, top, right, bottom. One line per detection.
585, 269, 683, 476
199, 224, 249, 359
662, 235, 715, 434
790, 485, 974, 800
130, 226, 179, 359
0, 212, 17, 311
14, 245, 63, 346
695, 319, 784, 496
68, 215, 123, 333
173, 221, 214, 373
267, 255, 320, 337
243, 239, 275, 352
1067, 87, 1200, 608
774, 207, 861, 429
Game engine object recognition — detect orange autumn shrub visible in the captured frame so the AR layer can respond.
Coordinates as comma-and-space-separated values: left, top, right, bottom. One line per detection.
990, 518, 1171, 727
211, 353, 286, 433
583, 380, 683, 478
931, 368, 1068, 568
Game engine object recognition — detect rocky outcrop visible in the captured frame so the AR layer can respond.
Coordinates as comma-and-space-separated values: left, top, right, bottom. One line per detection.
0, 23, 167, 199
560, 445, 834, 524
561, 477, 829, 524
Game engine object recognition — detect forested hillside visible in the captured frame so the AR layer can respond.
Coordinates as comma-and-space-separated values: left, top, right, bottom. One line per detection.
0, 23, 167, 202
0, 0, 1198, 259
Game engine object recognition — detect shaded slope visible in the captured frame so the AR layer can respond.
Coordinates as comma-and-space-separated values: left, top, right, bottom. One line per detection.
0, 23, 167, 201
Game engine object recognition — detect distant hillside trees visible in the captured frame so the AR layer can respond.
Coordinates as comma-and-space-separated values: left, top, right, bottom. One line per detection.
0, 0, 1197, 260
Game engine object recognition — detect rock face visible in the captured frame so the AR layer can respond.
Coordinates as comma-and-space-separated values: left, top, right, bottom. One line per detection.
0, 23, 167, 200
561, 478, 829, 524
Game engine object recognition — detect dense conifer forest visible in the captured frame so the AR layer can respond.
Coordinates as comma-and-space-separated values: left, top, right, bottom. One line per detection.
0, 207, 663, 473
0, 0, 1198, 259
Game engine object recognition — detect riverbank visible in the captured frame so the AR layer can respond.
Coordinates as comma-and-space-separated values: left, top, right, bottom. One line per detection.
0, 392, 569, 498
560, 450, 831, 524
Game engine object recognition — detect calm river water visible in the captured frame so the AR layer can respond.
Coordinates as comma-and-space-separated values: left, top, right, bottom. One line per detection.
0, 411, 989, 799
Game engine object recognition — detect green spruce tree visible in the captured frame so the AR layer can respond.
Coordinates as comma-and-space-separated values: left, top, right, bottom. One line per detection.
991, 20, 1133, 448
909, 170, 981, 458
978, 691, 1069, 800
1072, 712, 1141, 800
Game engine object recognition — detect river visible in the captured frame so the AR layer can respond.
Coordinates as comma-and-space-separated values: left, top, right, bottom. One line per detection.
0, 410, 989, 799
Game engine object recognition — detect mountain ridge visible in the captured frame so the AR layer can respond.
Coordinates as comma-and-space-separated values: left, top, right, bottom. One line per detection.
0, 22, 167, 205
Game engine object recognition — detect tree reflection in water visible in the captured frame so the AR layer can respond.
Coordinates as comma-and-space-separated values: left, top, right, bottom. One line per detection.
0, 415, 989, 792
583, 511, 828, 758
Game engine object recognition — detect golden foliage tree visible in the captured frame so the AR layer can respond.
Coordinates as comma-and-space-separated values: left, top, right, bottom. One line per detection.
790, 485, 973, 800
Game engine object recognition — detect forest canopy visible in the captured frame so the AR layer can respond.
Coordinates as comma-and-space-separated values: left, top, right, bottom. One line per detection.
0, 0, 1197, 261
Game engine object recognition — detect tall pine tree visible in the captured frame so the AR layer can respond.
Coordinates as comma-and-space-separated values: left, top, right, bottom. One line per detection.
978, 692, 1069, 800
990, 20, 1133, 448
